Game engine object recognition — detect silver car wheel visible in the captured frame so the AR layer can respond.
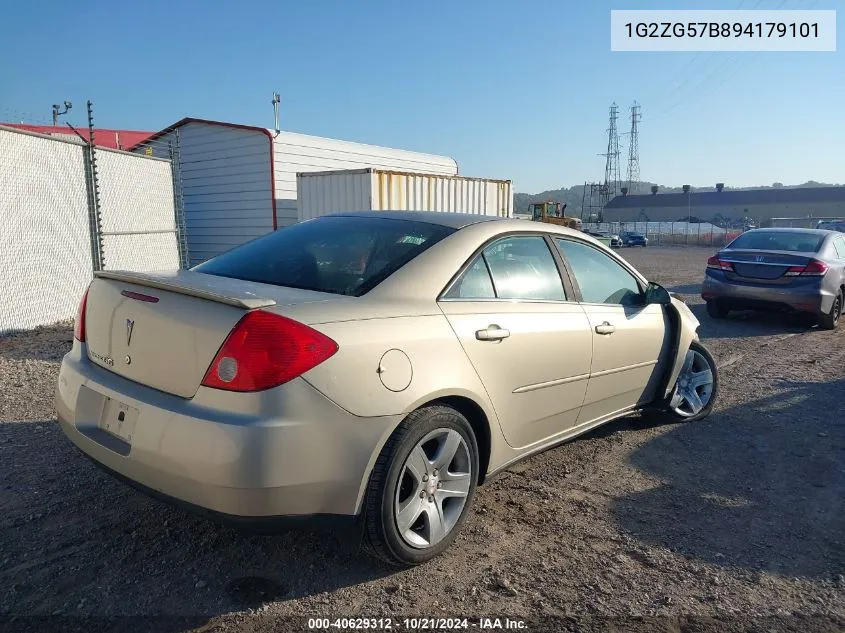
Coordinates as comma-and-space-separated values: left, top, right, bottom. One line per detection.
394, 428, 472, 549
669, 348, 715, 418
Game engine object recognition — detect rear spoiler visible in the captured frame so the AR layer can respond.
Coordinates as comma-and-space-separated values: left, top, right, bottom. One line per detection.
94, 270, 277, 310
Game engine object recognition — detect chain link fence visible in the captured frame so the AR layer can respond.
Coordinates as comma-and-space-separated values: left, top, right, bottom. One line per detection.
582, 220, 749, 247
0, 122, 186, 333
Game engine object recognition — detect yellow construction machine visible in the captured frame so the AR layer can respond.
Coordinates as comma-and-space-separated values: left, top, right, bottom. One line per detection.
529, 201, 583, 230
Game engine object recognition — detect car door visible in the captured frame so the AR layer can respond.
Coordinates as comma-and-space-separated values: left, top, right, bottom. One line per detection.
832, 236, 845, 286
438, 234, 593, 450
554, 237, 671, 424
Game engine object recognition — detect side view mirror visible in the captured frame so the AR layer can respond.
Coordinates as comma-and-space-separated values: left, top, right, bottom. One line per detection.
645, 281, 672, 305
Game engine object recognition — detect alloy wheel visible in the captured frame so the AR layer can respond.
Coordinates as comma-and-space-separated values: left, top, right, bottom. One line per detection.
669, 348, 715, 418
393, 428, 472, 549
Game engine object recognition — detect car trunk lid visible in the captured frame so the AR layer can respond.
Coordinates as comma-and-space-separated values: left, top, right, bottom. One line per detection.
718, 250, 817, 283
84, 270, 337, 398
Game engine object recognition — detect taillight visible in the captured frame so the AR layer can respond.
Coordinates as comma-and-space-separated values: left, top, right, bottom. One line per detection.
201, 311, 338, 392
73, 287, 90, 342
785, 259, 829, 277
706, 256, 733, 272
800, 259, 829, 276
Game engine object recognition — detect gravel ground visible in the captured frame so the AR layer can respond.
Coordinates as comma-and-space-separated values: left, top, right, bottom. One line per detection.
1, 246, 844, 633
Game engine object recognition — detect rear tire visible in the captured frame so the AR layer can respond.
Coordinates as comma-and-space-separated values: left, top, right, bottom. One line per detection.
818, 291, 842, 330
363, 405, 479, 566
706, 301, 729, 319
662, 341, 719, 423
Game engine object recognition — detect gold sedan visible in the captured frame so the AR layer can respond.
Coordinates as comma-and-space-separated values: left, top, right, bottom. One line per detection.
55, 211, 717, 566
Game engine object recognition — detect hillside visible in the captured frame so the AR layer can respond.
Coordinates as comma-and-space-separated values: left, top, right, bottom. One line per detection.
513, 181, 840, 214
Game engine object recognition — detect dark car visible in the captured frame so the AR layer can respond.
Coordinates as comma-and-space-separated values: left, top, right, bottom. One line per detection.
816, 219, 845, 233
621, 231, 648, 247
701, 228, 845, 329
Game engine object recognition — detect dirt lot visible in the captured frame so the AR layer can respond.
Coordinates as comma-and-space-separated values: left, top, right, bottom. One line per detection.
1, 246, 844, 633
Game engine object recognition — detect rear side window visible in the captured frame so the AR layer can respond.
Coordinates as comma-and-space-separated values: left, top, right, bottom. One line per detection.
443, 235, 566, 301
194, 216, 455, 297
834, 237, 845, 259
728, 231, 824, 253
442, 257, 496, 299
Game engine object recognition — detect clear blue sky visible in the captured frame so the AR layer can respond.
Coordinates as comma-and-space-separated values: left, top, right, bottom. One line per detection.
1, 0, 842, 193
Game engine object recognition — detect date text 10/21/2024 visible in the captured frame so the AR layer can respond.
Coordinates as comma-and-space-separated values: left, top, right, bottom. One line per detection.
307, 617, 528, 630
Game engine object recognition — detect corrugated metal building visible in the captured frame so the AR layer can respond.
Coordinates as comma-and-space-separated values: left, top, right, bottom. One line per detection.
604, 185, 845, 224
130, 119, 458, 265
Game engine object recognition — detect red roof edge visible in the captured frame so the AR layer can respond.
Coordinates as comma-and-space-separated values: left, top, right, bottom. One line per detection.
2, 123, 153, 150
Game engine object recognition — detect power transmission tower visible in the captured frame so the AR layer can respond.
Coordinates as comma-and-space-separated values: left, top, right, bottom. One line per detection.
599, 103, 621, 208
626, 101, 641, 194
582, 181, 604, 224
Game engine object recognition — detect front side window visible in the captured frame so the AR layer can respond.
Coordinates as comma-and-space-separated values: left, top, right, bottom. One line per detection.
194, 216, 455, 297
555, 238, 643, 306
443, 235, 566, 301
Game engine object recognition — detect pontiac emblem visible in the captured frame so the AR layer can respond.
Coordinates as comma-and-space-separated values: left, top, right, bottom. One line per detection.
126, 319, 135, 346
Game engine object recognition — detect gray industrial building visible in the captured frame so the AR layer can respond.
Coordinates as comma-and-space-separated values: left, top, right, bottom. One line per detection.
603, 184, 845, 226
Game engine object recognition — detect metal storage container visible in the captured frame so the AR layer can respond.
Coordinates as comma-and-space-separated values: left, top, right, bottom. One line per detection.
297, 168, 512, 222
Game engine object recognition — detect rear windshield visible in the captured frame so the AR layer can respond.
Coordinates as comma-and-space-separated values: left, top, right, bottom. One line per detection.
194, 216, 456, 296
727, 230, 824, 253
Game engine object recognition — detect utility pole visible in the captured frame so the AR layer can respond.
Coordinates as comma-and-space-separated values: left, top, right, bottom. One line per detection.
271, 92, 281, 137
52, 100, 72, 126
599, 103, 621, 210
625, 101, 641, 194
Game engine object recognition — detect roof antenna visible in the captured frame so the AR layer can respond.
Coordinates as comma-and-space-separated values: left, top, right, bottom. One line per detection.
271, 92, 281, 138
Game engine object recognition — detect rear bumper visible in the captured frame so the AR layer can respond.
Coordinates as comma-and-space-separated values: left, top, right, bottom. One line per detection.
55, 343, 400, 519
701, 272, 833, 315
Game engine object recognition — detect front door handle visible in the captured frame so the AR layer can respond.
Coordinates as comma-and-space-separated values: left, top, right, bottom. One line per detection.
476, 325, 510, 341
595, 321, 616, 335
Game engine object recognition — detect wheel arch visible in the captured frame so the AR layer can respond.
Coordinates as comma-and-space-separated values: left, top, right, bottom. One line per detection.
353, 391, 497, 517
426, 395, 492, 485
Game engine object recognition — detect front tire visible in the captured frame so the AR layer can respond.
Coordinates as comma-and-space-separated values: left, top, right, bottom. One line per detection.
818, 291, 842, 330
363, 405, 479, 566
663, 341, 718, 423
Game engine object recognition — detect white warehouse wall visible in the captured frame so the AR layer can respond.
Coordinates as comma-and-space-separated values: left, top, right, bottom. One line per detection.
270, 131, 459, 228
133, 119, 459, 264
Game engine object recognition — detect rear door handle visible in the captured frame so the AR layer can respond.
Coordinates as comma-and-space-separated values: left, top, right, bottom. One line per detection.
595, 321, 615, 335
476, 325, 510, 341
